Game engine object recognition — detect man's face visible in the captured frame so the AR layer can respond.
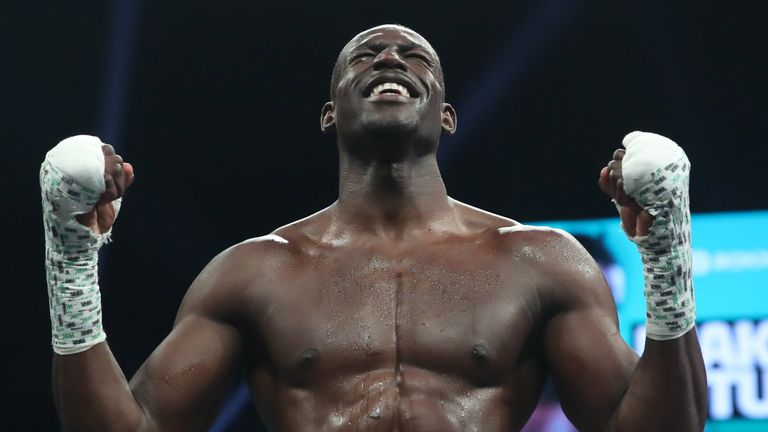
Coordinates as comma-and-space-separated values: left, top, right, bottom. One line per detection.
323, 25, 455, 154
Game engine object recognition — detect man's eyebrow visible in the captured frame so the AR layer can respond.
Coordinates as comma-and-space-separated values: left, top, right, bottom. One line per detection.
351, 32, 383, 50
352, 40, 433, 56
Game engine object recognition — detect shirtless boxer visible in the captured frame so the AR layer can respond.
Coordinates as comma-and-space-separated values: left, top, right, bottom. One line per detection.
42, 24, 706, 431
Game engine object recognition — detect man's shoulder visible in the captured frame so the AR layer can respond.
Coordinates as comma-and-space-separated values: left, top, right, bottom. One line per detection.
495, 223, 578, 250
462, 205, 602, 291
454, 209, 611, 313
494, 224, 611, 310
191, 234, 295, 292
452, 199, 579, 250
220, 234, 296, 265
179, 208, 334, 320
219, 207, 334, 264
493, 222, 597, 272
180, 232, 308, 318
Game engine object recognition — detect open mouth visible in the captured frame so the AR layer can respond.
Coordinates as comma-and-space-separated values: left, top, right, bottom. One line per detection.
369, 82, 411, 98
363, 77, 420, 99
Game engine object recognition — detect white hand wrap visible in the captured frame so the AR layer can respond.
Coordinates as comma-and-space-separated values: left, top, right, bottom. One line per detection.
620, 131, 694, 340
40, 135, 120, 354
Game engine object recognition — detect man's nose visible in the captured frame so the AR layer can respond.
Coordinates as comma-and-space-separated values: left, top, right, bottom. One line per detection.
372, 47, 407, 72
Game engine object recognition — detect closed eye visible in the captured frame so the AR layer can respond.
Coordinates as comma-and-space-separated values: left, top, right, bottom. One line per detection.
350, 53, 374, 64
407, 53, 434, 66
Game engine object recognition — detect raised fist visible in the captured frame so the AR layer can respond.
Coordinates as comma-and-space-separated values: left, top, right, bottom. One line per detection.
75, 143, 134, 233
598, 146, 653, 238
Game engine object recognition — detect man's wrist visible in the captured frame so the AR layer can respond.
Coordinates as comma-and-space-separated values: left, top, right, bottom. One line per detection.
639, 239, 695, 340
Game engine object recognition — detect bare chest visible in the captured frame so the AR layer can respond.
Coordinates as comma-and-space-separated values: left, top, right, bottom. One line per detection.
249, 245, 542, 388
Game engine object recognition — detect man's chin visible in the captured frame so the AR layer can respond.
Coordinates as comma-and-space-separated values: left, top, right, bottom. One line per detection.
360, 116, 420, 139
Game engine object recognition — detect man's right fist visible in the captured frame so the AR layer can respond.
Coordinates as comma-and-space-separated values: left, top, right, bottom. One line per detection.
75, 142, 134, 234
43, 134, 134, 234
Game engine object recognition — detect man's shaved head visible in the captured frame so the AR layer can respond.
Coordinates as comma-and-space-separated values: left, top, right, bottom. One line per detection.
329, 24, 445, 100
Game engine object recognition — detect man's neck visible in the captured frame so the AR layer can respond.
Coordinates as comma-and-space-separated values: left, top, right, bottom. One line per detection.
334, 152, 459, 241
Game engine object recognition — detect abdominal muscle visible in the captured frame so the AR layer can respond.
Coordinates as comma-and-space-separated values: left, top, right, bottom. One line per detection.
250, 366, 519, 432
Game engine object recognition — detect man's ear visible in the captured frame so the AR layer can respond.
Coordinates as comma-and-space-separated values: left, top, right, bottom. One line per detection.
441, 103, 457, 134
321, 101, 336, 132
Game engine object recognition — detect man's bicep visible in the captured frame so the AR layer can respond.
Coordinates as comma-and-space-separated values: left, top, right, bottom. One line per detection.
129, 313, 243, 430
544, 291, 638, 431
125, 237, 284, 430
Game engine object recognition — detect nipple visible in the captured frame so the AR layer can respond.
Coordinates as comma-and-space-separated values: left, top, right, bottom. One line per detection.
299, 348, 319, 366
472, 344, 491, 363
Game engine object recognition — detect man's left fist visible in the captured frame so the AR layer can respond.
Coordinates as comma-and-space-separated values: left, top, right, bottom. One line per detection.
598, 148, 653, 238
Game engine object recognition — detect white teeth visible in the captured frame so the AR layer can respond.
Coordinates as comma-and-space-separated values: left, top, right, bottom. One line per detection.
370, 82, 411, 97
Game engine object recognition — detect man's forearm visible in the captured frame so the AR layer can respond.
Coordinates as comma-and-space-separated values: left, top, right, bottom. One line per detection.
53, 343, 147, 431
614, 329, 707, 432
609, 133, 706, 430
42, 137, 146, 430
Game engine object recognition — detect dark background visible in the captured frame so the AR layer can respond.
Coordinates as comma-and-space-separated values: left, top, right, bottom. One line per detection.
3, 0, 765, 429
